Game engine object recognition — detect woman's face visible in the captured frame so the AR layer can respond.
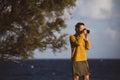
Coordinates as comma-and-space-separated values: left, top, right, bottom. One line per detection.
79, 25, 85, 32
76, 25, 85, 33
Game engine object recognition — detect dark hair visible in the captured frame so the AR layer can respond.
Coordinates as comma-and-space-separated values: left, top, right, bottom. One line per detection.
75, 22, 84, 31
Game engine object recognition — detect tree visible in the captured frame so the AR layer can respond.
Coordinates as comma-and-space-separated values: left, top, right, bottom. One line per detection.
0, 0, 76, 61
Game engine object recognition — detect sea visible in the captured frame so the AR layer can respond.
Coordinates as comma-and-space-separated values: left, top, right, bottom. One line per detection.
0, 59, 120, 80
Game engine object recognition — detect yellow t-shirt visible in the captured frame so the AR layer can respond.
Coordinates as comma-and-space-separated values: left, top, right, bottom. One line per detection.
69, 34, 90, 62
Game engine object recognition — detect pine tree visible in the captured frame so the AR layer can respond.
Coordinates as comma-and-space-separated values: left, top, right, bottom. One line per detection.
0, 0, 76, 61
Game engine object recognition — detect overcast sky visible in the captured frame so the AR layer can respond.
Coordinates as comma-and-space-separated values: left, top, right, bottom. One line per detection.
34, 0, 120, 59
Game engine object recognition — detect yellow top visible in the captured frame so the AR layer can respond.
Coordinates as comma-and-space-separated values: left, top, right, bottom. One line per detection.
69, 34, 90, 62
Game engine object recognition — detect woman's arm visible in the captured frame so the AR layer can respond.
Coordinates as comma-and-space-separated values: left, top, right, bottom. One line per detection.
69, 35, 81, 46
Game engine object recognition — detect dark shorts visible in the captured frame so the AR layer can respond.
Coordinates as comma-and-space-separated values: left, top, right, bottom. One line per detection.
72, 61, 91, 77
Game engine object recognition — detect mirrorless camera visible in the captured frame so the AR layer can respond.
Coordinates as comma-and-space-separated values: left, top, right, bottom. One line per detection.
83, 28, 90, 34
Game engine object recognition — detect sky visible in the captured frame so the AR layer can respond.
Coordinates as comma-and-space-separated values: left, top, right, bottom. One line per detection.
34, 0, 120, 59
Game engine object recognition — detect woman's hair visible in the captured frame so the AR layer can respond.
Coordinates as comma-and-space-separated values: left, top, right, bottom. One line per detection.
75, 22, 84, 31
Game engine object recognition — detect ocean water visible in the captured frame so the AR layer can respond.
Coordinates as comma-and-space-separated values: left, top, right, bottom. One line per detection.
0, 59, 120, 80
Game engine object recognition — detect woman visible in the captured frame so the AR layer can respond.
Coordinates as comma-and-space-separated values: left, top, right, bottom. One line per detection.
69, 22, 91, 80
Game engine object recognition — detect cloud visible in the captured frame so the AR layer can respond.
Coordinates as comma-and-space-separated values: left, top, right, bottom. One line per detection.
104, 27, 120, 46
73, 0, 113, 20
105, 27, 117, 40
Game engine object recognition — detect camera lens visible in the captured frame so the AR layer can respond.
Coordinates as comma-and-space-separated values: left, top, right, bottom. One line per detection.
83, 28, 90, 34
87, 30, 90, 34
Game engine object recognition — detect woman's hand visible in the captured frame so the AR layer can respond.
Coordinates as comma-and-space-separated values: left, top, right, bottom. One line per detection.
84, 29, 89, 40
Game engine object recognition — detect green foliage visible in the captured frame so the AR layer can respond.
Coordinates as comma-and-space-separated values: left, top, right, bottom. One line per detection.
0, 0, 76, 61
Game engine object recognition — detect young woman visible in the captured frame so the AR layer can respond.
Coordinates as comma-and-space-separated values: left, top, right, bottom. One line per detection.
70, 22, 91, 80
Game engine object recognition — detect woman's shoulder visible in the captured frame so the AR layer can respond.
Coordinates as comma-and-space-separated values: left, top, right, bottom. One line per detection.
69, 34, 76, 38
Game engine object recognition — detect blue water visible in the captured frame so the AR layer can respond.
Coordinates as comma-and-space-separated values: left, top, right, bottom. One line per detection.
0, 59, 120, 80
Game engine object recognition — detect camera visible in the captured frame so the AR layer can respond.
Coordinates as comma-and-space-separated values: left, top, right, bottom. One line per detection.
83, 28, 90, 34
